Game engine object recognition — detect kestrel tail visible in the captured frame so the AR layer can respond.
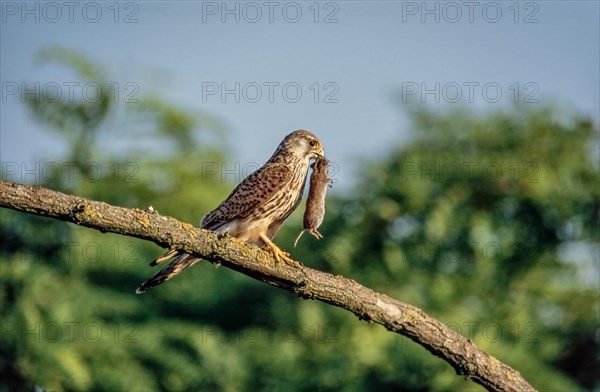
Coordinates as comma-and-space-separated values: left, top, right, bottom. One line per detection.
136, 130, 324, 293
294, 156, 332, 247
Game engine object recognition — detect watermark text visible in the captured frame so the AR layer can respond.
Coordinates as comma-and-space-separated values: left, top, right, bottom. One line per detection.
201, 1, 339, 23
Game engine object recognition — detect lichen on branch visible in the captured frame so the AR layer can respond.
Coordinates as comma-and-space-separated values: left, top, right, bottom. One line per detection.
0, 180, 536, 392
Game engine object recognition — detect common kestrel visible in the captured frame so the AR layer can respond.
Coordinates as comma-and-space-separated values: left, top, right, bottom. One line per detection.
136, 130, 324, 293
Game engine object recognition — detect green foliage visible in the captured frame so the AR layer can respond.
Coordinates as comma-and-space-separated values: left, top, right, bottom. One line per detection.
1, 50, 598, 391
311, 105, 598, 391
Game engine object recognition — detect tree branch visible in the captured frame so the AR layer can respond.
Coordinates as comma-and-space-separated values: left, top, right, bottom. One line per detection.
0, 180, 536, 392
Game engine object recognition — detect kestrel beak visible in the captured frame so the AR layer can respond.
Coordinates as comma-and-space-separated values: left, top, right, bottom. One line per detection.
313, 146, 325, 158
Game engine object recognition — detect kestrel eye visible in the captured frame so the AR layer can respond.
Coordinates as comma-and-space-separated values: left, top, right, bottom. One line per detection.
308, 140, 318, 148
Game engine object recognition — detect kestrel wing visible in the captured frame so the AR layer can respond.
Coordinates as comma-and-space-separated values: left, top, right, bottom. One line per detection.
201, 163, 292, 230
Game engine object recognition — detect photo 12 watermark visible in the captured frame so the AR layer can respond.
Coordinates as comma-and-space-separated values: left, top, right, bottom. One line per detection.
447, 321, 539, 343
201, 81, 340, 104
398, 321, 538, 344
1, 161, 140, 184
401, 82, 539, 104
60, 241, 141, 265
2, 81, 139, 104
400, 1, 540, 24
201, 1, 340, 23
1, 1, 140, 23
200, 322, 339, 344
396, 241, 539, 265
2, 241, 142, 265
397, 161, 539, 184
200, 159, 340, 184
1, 321, 139, 344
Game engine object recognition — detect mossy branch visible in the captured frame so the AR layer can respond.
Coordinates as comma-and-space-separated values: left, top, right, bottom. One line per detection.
0, 180, 536, 392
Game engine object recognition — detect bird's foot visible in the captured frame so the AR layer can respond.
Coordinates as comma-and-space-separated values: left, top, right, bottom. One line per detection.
270, 245, 301, 266
259, 232, 302, 266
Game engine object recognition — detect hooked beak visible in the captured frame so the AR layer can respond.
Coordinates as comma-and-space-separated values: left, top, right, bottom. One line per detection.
312, 146, 325, 158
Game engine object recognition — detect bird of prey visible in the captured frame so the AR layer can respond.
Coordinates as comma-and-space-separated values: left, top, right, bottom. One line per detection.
136, 130, 324, 293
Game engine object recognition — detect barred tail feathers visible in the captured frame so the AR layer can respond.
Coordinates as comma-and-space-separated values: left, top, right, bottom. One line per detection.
136, 253, 201, 294
149, 249, 180, 266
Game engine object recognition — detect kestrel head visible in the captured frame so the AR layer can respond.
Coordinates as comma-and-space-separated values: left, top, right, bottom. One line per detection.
270, 130, 324, 162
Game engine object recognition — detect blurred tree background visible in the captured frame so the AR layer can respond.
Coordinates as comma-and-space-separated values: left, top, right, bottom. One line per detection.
1, 50, 598, 391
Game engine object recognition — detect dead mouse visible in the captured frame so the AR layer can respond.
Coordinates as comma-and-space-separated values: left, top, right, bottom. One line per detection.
294, 156, 332, 247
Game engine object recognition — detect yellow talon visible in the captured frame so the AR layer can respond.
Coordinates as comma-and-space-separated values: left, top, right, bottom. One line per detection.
260, 232, 301, 266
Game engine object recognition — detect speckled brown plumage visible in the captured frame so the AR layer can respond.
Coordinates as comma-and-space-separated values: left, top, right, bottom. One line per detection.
137, 130, 324, 293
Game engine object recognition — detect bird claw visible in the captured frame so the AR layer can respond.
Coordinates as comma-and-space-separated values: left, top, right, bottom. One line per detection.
259, 232, 302, 266
268, 244, 301, 266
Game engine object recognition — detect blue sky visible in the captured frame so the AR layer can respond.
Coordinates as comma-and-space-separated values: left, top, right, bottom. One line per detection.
1, 1, 599, 189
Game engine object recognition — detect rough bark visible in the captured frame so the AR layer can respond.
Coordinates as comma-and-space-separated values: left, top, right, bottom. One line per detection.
0, 180, 536, 392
